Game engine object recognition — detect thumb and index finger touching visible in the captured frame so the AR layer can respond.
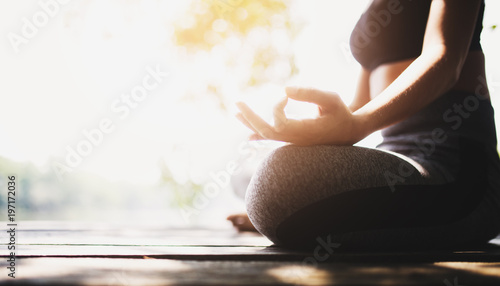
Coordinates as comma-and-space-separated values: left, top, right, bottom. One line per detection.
285, 86, 340, 109
235, 87, 341, 140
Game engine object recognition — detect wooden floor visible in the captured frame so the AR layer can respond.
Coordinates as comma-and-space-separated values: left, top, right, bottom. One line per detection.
1, 221, 500, 285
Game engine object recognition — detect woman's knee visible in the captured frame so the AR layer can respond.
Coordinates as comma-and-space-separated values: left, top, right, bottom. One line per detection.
245, 145, 303, 244
244, 144, 357, 244
244, 144, 420, 243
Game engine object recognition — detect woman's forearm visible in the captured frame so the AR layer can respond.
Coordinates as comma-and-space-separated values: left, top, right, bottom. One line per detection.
351, 46, 461, 139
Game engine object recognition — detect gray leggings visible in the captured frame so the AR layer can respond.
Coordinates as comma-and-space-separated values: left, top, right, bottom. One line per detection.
245, 92, 500, 250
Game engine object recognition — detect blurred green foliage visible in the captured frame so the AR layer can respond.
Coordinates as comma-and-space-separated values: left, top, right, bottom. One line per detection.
175, 0, 288, 49
0, 156, 155, 220
158, 158, 203, 209
174, 0, 300, 88
1, 1, 304, 218
165, 0, 302, 208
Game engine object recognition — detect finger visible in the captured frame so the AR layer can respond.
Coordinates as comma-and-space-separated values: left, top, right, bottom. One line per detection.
236, 112, 259, 134
273, 96, 288, 132
236, 113, 266, 140
236, 102, 277, 139
249, 133, 265, 141
285, 87, 339, 108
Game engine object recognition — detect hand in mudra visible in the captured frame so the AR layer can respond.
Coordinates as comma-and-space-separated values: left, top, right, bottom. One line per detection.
236, 87, 362, 146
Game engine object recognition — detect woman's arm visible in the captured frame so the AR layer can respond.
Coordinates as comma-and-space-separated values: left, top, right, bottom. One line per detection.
349, 67, 371, 112
236, 0, 482, 146
353, 0, 483, 137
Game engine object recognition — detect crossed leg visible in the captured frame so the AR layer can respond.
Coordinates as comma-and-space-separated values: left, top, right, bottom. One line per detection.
244, 141, 495, 250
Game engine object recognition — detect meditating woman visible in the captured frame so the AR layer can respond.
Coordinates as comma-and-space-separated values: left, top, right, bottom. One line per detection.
228, 0, 500, 250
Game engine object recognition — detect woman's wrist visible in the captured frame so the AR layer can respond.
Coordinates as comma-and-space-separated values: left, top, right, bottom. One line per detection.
351, 112, 375, 144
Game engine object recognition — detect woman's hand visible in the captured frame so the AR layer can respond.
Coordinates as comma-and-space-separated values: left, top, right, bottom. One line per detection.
236, 87, 366, 146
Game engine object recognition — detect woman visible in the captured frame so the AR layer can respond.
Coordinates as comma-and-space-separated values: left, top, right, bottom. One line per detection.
229, 0, 500, 250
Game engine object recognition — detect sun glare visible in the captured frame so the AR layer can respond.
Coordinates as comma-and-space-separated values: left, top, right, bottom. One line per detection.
1, 0, 499, 221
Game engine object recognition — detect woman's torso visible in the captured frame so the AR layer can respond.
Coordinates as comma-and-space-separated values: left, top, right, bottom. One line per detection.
348, 0, 494, 143
350, 0, 497, 182
349, 0, 488, 99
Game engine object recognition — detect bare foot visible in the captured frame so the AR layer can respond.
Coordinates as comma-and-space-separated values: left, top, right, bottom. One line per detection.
227, 213, 257, 232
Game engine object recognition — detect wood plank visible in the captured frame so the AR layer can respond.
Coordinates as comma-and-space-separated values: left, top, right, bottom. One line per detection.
9, 245, 308, 260
2, 221, 500, 263
2, 258, 500, 285
0, 221, 272, 247
2, 244, 499, 263
2, 222, 500, 285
